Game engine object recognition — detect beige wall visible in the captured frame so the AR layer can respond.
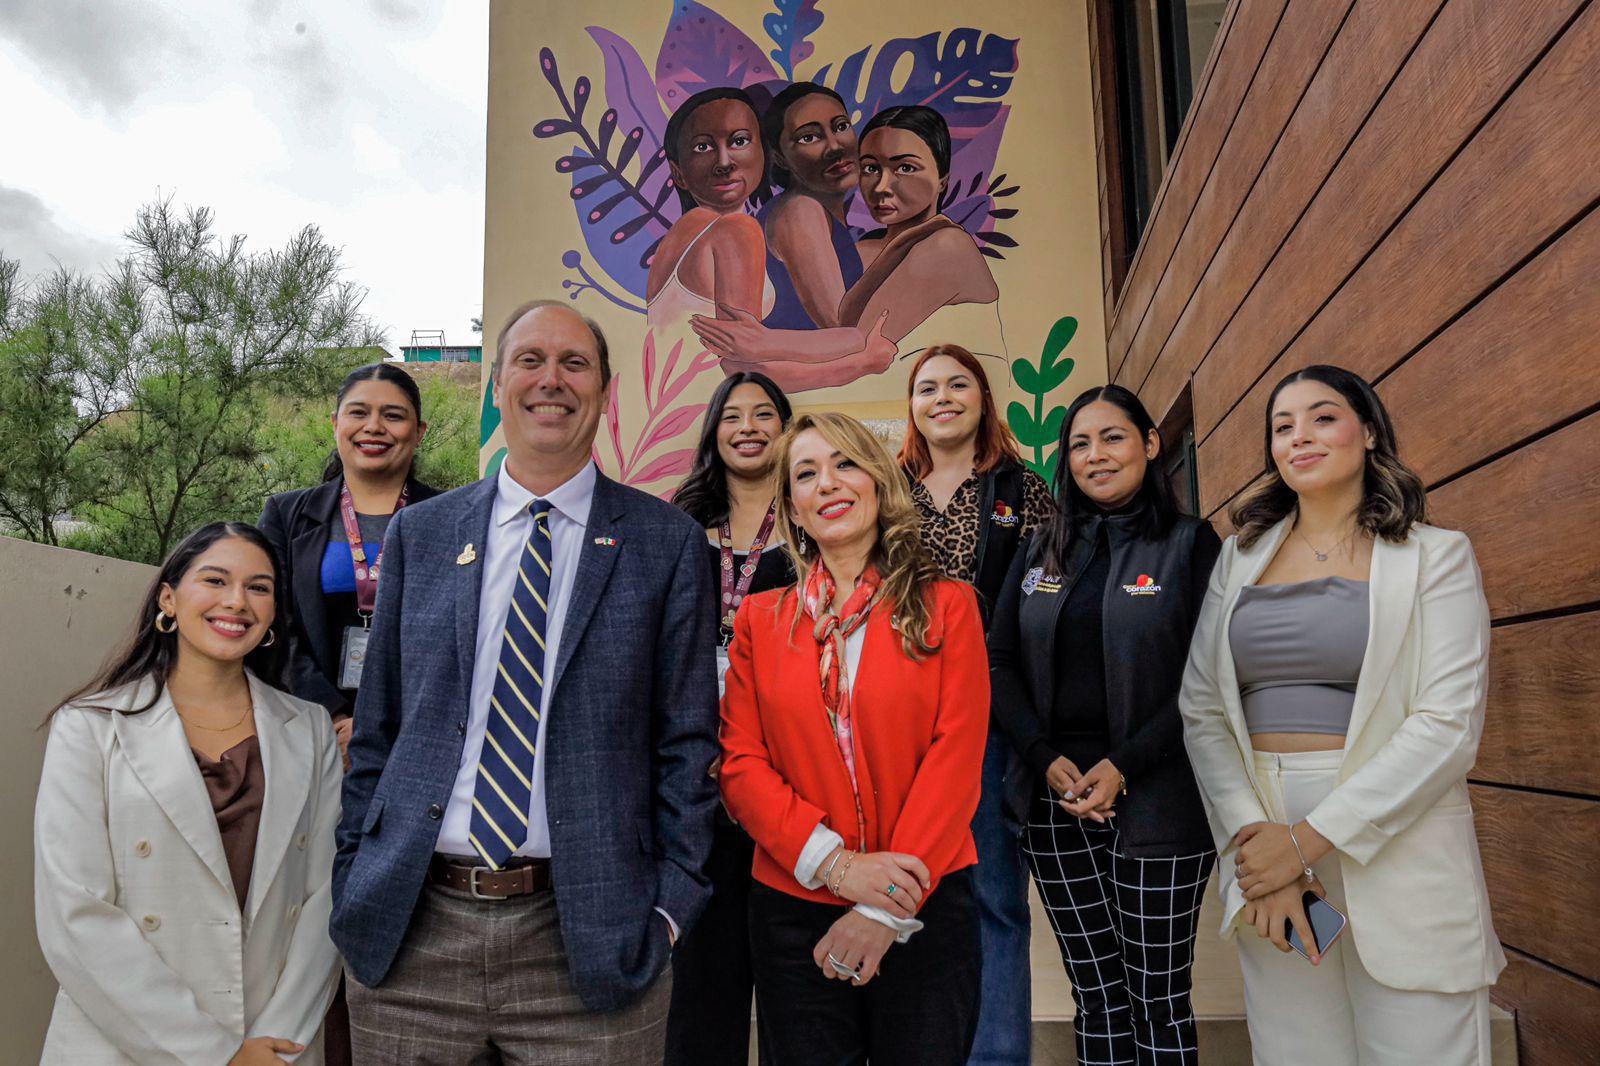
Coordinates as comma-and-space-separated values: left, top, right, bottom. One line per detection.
0, 537, 154, 1061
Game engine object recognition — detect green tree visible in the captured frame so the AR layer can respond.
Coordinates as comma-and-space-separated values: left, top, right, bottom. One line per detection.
0, 199, 382, 561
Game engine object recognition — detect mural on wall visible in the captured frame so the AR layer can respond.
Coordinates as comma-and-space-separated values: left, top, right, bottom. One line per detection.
483, 0, 1106, 490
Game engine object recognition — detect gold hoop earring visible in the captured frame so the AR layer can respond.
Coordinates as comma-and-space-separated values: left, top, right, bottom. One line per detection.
260, 628, 276, 648
154, 611, 177, 634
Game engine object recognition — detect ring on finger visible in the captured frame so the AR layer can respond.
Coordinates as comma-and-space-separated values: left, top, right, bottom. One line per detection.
886, 884, 897, 897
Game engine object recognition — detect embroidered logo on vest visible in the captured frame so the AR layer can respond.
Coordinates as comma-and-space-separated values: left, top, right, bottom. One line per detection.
990, 499, 1020, 527
1022, 566, 1062, 595
1121, 573, 1161, 596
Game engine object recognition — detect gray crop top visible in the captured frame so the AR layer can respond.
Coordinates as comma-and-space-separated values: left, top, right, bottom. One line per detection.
1229, 577, 1369, 735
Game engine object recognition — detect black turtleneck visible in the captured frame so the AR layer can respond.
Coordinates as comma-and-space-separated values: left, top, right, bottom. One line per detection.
1049, 520, 1113, 766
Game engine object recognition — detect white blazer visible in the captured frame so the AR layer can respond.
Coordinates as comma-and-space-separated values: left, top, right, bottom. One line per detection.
34, 672, 341, 1064
1179, 518, 1505, 994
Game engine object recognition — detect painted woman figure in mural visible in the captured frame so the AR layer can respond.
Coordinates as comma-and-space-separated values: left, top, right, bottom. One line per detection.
646, 87, 775, 348
690, 104, 1002, 397
755, 82, 864, 330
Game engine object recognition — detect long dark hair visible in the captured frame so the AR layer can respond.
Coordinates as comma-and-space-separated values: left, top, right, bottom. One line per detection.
674, 372, 793, 527
322, 362, 424, 483
55, 522, 289, 716
1231, 364, 1426, 549
860, 104, 951, 177
663, 86, 770, 213
1033, 385, 1178, 578
761, 81, 849, 189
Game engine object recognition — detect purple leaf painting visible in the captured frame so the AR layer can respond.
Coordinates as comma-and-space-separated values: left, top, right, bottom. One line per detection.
816, 28, 1019, 135
656, 0, 781, 108
588, 27, 669, 156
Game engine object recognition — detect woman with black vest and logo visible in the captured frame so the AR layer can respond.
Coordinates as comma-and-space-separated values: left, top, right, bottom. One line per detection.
988, 384, 1220, 1066
258, 363, 440, 1065
897, 343, 1051, 1066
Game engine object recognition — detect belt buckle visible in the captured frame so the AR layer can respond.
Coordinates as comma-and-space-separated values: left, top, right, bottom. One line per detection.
468, 865, 510, 901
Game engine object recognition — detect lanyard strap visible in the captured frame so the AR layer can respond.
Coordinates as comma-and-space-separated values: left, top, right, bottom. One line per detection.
339, 481, 409, 615
719, 501, 778, 639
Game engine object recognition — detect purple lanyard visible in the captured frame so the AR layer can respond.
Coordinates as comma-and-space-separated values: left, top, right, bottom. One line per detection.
718, 501, 778, 638
339, 482, 408, 615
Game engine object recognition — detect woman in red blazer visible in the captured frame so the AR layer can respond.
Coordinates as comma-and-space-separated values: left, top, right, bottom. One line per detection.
720, 411, 990, 1065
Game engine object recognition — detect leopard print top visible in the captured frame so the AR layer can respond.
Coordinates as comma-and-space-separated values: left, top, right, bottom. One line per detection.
911, 468, 1054, 582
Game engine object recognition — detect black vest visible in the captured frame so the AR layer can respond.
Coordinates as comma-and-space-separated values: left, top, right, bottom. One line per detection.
971, 460, 1029, 629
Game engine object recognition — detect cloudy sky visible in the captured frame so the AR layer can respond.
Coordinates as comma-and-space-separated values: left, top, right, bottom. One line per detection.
0, 0, 488, 351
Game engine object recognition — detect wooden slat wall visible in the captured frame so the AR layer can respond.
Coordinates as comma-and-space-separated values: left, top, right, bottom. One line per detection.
1091, 1, 1600, 1061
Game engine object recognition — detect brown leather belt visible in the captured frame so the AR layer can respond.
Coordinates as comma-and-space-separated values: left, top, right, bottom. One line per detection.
428, 855, 552, 900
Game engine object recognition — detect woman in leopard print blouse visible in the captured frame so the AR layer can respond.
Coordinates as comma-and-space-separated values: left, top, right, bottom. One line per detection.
896, 342, 1052, 1064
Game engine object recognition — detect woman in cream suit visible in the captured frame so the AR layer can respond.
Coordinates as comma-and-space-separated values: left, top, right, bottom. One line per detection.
1180, 365, 1502, 1066
35, 521, 342, 1065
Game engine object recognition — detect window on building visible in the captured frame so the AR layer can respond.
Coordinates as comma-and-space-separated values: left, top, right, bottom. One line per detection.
1157, 383, 1201, 517
1102, 1, 1226, 287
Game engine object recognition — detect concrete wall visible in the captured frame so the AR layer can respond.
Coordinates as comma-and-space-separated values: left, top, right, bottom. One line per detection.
0, 537, 154, 1061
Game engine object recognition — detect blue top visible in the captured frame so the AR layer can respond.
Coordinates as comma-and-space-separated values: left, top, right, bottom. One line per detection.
756, 195, 864, 330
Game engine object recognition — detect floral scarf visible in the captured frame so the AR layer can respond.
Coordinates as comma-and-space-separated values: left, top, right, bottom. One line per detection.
801, 560, 881, 845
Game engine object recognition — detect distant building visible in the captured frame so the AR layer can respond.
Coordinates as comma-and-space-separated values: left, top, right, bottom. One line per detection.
400, 329, 481, 363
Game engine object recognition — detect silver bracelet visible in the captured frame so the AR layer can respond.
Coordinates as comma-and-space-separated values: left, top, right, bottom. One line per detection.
1287, 824, 1316, 885
819, 848, 843, 889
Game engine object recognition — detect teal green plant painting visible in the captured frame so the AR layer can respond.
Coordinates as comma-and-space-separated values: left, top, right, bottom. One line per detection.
1006, 315, 1077, 482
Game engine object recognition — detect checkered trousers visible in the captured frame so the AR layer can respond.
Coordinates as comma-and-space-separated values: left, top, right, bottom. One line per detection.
1024, 791, 1215, 1066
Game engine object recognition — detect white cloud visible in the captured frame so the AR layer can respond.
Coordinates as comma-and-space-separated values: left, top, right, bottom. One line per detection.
0, 0, 487, 349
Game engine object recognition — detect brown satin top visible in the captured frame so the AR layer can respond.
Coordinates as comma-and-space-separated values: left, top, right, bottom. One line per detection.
192, 735, 264, 909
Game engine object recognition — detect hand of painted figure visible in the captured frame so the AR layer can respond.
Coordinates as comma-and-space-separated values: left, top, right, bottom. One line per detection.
812, 909, 899, 985
833, 849, 930, 919
1249, 877, 1326, 964
690, 304, 772, 363
1233, 820, 1331, 900
230, 1036, 304, 1064
1059, 758, 1123, 823
1044, 756, 1082, 798
333, 716, 354, 772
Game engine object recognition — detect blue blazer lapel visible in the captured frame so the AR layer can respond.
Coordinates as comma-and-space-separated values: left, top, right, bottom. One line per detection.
454, 478, 498, 683
551, 472, 627, 697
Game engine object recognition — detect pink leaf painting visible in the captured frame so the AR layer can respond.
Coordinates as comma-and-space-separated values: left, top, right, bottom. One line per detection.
655, 0, 779, 109
642, 403, 706, 453
631, 448, 699, 485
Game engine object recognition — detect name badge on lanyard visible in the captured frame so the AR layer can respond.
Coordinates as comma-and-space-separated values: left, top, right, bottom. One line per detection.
338, 481, 407, 689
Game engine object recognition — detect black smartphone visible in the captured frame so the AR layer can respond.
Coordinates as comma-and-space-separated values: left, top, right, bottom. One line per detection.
1286, 892, 1347, 960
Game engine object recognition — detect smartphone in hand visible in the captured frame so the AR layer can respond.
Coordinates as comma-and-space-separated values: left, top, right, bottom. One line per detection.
1287, 892, 1348, 961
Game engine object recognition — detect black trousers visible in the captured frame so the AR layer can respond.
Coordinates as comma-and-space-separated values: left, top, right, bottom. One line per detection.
748, 867, 980, 1066
666, 818, 762, 1066
1024, 792, 1215, 1066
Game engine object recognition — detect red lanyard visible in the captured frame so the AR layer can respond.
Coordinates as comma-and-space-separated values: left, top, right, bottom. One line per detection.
339, 481, 409, 616
718, 501, 778, 640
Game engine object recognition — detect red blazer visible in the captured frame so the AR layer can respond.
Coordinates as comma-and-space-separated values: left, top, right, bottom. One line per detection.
720, 577, 989, 905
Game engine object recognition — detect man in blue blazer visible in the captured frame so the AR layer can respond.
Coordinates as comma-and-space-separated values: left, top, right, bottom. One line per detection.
332, 300, 720, 1061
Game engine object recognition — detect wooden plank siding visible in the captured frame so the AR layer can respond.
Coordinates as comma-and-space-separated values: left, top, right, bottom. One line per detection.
1091, 0, 1600, 1060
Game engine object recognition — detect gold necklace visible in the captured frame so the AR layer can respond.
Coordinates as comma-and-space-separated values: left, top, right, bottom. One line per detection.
177, 703, 252, 732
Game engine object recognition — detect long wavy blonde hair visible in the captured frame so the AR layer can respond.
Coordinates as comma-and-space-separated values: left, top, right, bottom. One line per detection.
772, 412, 942, 658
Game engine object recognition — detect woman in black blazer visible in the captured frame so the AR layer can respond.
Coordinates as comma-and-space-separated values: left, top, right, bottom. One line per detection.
258, 362, 441, 757
988, 385, 1221, 1066
258, 362, 438, 1066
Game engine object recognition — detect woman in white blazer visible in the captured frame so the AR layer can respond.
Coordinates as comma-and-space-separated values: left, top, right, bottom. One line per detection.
35, 521, 342, 1065
1180, 365, 1503, 1066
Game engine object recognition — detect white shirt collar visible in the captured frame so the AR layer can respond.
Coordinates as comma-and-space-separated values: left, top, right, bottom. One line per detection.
493, 459, 597, 528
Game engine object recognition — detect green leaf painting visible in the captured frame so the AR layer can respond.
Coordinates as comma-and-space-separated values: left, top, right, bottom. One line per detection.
1008, 315, 1077, 481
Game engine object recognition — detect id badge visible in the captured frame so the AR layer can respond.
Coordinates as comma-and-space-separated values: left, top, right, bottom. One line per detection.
715, 646, 732, 697
339, 625, 371, 690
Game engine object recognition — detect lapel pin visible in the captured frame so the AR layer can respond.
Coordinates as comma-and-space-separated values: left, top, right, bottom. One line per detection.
593, 536, 618, 547
456, 543, 477, 566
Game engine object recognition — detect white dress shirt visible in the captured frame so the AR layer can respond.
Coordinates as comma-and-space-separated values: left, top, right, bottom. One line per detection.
436, 460, 595, 859
792, 623, 923, 941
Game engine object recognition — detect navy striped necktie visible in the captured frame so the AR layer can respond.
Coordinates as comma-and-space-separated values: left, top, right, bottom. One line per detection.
469, 498, 553, 869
